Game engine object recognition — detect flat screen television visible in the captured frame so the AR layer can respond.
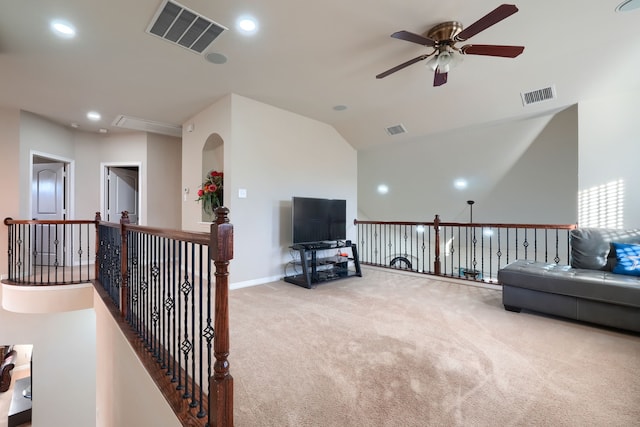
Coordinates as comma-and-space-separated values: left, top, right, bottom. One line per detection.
292, 197, 346, 244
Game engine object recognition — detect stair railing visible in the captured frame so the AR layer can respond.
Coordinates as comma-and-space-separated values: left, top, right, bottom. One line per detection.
4, 209, 235, 426
355, 215, 577, 283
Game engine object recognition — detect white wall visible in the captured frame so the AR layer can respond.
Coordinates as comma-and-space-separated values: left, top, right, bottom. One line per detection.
358, 106, 578, 224
182, 94, 358, 286
94, 291, 181, 427
0, 286, 96, 427
578, 91, 640, 229
0, 108, 21, 279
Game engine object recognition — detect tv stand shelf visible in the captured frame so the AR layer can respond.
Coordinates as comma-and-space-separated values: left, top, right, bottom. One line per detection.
284, 242, 362, 289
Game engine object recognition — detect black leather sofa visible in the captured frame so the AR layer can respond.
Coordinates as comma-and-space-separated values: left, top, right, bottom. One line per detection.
498, 228, 640, 333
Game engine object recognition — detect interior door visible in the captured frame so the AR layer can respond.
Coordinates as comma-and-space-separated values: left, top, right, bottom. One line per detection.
32, 162, 65, 265
107, 167, 139, 224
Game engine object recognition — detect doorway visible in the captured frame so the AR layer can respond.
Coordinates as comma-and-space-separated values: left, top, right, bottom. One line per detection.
31, 154, 71, 266
103, 165, 140, 224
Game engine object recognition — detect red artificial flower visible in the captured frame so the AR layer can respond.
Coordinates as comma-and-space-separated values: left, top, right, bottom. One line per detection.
208, 184, 218, 193
197, 189, 204, 197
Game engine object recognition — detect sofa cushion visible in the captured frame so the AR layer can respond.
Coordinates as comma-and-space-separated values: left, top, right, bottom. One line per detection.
611, 242, 640, 277
570, 228, 640, 270
498, 260, 640, 308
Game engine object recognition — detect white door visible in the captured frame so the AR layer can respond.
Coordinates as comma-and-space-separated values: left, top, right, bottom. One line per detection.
32, 162, 65, 265
106, 167, 139, 224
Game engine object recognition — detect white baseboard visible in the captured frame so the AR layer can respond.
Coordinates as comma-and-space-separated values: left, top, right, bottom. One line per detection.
230, 275, 282, 290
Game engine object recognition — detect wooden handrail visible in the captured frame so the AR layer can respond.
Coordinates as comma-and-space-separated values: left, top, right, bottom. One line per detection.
4, 218, 98, 226
354, 218, 577, 230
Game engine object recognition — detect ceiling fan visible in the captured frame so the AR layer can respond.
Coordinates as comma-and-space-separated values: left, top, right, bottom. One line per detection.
376, 4, 524, 86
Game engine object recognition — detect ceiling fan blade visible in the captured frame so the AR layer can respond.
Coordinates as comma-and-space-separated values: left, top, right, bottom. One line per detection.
391, 30, 437, 47
376, 55, 429, 79
455, 4, 519, 42
460, 44, 524, 58
434, 70, 448, 86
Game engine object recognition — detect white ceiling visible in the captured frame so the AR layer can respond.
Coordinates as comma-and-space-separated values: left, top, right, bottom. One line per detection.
1, 0, 639, 151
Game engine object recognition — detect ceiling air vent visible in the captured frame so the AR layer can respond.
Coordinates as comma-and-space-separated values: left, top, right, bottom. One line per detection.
385, 124, 407, 136
146, 0, 227, 54
521, 85, 557, 106
112, 115, 182, 137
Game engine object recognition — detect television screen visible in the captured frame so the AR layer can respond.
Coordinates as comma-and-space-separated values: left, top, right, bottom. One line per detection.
292, 197, 346, 244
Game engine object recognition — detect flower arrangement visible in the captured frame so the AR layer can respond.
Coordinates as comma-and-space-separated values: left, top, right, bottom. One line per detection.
196, 170, 223, 213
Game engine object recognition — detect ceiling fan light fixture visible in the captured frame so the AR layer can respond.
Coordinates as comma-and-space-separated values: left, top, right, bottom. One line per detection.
426, 56, 439, 71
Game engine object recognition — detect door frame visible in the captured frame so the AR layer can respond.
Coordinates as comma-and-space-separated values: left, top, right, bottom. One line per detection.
29, 150, 74, 220
100, 161, 144, 224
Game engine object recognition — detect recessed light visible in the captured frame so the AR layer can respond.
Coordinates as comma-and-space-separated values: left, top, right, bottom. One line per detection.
453, 179, 468, 190
87, 111, 101, 121
377, 184, 389, 194
237, 17, 258, 34
50, 20, 76, 38
98, 128, 108, 134
70, 123, 79, 128
333, 105, 348, 111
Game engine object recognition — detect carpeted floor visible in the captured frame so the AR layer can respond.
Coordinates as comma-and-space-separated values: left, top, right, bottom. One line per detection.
229, 267, 640, 426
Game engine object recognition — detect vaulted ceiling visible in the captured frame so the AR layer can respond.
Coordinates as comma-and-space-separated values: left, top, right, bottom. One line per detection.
1, 0, 639, 150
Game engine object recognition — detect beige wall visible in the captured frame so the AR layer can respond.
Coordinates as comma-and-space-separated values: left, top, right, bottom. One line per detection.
19, 111, 75, 218
146, 133, 182, 228
0, 285, 96, 427
94, 291, 181, 427
75, 131, 148, 222
579, 90, 640, 228
358, 107, 578, 224
0, 108, 20, 280
481, 105, 578, 223
182, 95, 232, 230
182, 94, 358, 286
70, 128, 181, 228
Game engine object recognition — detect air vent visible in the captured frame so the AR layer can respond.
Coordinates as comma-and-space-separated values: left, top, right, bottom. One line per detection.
385, 124, 407, 136
521, 85, 557, 106
146, 0, 227, 54
112, 115, 182, 137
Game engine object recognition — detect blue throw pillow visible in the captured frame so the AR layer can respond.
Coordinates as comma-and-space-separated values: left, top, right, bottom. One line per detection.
611, 242, 640, 277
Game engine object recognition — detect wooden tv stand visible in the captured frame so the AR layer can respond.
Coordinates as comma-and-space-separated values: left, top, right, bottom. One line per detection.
284, 241, 362, 289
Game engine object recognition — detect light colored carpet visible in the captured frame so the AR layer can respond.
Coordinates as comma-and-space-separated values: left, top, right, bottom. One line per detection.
230, 267, 640, 426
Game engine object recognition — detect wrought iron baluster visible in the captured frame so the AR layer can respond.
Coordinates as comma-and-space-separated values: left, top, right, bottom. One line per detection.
497, 228, 502, 270
151, 235, 160, 359
189, 242, 197, 406
201, 245, 214, 419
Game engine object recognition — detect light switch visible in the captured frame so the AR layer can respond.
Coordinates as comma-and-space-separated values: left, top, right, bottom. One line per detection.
238, 188, 247, 198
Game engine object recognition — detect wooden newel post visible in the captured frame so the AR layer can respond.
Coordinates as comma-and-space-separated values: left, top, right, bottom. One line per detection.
210, 207, 234, 427
120, 211, 130, 319
434, 214, 441, 275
